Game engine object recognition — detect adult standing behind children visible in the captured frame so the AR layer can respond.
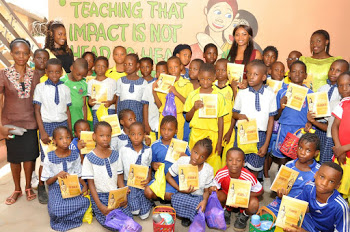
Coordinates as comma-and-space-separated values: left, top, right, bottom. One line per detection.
300, 29, 341, 91
0, 38, 40, 205
44, 20, 74, 74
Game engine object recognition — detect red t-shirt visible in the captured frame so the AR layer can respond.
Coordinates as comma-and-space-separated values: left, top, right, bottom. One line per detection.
332, 97, 350, 158
214, 166, 262, 195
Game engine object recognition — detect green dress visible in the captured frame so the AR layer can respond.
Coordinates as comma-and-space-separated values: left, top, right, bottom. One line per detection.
60, 74, 88, 133
300, 56, 342, 91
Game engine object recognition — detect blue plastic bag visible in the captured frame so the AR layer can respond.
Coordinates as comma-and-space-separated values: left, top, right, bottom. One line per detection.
105, 209, 142, 232
162, 92, 177, 117
189, 208, 206, 232
205, 192, 227, 230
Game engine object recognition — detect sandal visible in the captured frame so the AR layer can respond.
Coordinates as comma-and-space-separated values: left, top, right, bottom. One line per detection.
5, 190, 23, 205
25, 188, 37, 201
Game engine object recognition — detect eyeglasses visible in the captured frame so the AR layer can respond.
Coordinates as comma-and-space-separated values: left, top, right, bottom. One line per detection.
286, 58, 299, 61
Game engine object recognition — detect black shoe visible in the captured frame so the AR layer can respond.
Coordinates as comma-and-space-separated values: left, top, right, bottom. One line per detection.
181, 218, 191, 227
233, 212, 249, 231
224, 209, 231, 225
38, 185, 48, 204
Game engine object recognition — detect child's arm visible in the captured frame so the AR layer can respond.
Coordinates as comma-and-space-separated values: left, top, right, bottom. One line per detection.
143, 104, 151, 135
169, 86, 186, 103
46, 171, 69, 185
196, 187, 210, 212
152, 81, 162, 108
82, 96, 87, 120
103, 94, 117, 108
223, 115, 236, 144
275, 96, 287, 120
67, 106, 72, 132
117, 173, 126, 188
0, 93, 3, 125
331, 117, 347, 164
258, 115, 274, 157
283, 225, 307, 232
34, 104, 51, 144
232, 112, 249, 121
307, 112, 327, 131
216, 116, 224, 155
87, 179, 112, 216
151, 162, 162, 171
141, 168, 152, 188
79, 177, 88, 195
185, 100, 203, 121
166, 172, 180, 191
88, 97, 96, 107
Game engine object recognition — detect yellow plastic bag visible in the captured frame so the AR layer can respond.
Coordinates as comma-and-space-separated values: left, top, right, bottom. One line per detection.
237, 135, 258, 154
206, 154, 222, 176
334, 157, 350, 197
82, 194, 93, 224
96, 104, 108, 121
150, 163, 166, 200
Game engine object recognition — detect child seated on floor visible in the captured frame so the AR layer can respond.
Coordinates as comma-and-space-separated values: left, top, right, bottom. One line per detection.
211, 147, 263, 231
144, 116, 190, 201
41, 126, 89, 231
284, 162, 349, 232
167, 138, 215, 227
69, 119, 90, 162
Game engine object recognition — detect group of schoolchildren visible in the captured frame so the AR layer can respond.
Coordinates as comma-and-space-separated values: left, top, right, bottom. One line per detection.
23, 26, 350, 232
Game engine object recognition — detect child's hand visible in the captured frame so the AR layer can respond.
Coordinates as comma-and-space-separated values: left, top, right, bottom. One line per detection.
100, 205, 112, 216
337, 154, 347, 165
237, 114, 249, 121
196, 200, 207, 212
81, 185, 88, 196
277, 188, 288, 198
180, 185, 196, 194
209, 186, 217, 194
102, 100, 113, 108
215, 143, 222, 156
77, 139, 86, 150
145, 123, 151, 135
141, 178, 150, 188
179, 152, 187, 158
257, 145, 268, 157
332, 145, 346, 158
231, 80, 239, 88
306, 111, 316, 123
280, 96, 288, 109
145, 136, 151, 146
56, 171, 69, 179
120, 200, 128, 208
152, 80, 159, 90
304, 122, 312, 132
283, 224, 306, 232
88, 98, 97, 107
238, 79, 248, 89
41, 131, 51, 144
169, 86, 178, 95
151, 162, 162, 171
223, 131, 232, 144
194, 100, 204, 111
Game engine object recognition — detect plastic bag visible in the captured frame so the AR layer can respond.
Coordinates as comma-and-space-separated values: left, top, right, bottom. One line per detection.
205, 192, 226, 230
105, 209, 142, 232
150, 163, 166, 200
162, 92, 177, 117
82, 194, 93, 224
236, 128, 258, 154
189, 208, 206, 232
96, 104, 108, 121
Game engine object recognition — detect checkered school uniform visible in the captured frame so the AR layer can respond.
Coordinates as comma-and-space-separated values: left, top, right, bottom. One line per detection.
116, 76, 147, 122
41, 150, 89, 232
82, 150, 132, 230
110, 129, 131, 151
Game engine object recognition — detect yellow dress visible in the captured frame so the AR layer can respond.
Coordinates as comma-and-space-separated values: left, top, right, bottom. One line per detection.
184, 88, 229, 174
105, 66, 127, 82
157, 77, 193, 140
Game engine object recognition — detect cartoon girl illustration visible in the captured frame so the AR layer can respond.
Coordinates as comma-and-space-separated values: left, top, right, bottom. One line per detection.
239, 124, 247, 143
128, 168, 135, 186
179, 168, 187, 189
286, 87, 293, 103
308, 97, 314, 112
109, 194, 115, 209
228, 183, 235, 202
60, 179, 68, 197
191, 0, 238, 59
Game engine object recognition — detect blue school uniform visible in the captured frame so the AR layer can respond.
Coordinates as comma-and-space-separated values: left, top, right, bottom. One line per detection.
297, 182, 349, 232
69, 137, 78, 151
41, 150, 89, 232
181, 68, 190, 80
267, 159, 320, 215
272, 85, 313, 158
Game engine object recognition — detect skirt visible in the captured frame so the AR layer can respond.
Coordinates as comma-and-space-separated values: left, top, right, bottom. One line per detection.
6, 129, 39, 163
171, 193, 203, 221
117, 100, 143, 123
48, 182, 89, 232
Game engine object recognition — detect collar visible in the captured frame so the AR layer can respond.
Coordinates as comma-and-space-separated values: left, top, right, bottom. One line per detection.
326, 79, 337, 87
125, 142, 148, 154
48, 150, 79, 164
85, 150, 119, 165
120, 76, 144, 85
310, 182, 336, 204
248, 85, 266, 94
147, 78, 157, 84
45, 79, 63, 86
293, 158, 318, 169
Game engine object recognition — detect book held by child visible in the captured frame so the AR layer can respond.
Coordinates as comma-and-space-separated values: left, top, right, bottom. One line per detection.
226, 178, 251, 208
91, 83, 108, 103
127, 164, 149, 190
178, 164, 199, 191
227, 63, 244, 83
101, 114, 122, 137
40, 138, 56, 155
285, 83, 309, 111
164, 138, 188, 163
198, 93, 218, 118
108, 186, 129, 209
236, 119, 260, 144
276, 196, 308, 230
154, 74, 176, 94
58, 175, 81, 199
266, 79, 283, 94
80, 131, 95, 154
306, 92, 330, 118
270, 165, 299, 194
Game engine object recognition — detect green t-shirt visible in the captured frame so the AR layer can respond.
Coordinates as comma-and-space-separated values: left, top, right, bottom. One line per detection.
60, 74, 88, 131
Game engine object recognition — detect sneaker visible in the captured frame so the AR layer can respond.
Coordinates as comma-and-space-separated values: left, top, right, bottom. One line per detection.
233, 212, 249, 231
31, 172, 39, 190
224, 208, 231, 225
263, 177, 272, 193
181, 218, 191, 227
38, 185, 48, 204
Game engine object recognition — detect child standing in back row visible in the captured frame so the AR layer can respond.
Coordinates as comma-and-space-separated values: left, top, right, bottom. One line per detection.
173, 44, 192, 79
189, 59, 204, 90
203, 43, 218, 64
116, 54, 147, 123
33, 49, 49, 83
106, 46, 127, 81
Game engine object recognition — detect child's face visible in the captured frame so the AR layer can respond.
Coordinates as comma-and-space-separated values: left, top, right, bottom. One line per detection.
156, 65, 167, 78
204, 47, 218, 64
297, 140, 318, 164
289, 63, 306, 85
34, 51, 49, 70
74, 122, 90, 139
287, 51, 301, 69
167, 59, 182, 77
198, 71, 215, 89
310, 34, 328, 55
113, 47, 127, 65
263, 50, 277, 67
314, 166, 341, 195
215, 60, 228, 82
120, 112, 136, 129
160, 122, 177, 142
177, 49, 192, 67
189, 144, 209, 166
129, 125, 144, 147
93, 126, 112, 148
71, 65, 88, 81
226, 151, 244, 174
234, 27, 250, 46
337, 74, 350, 98
46, 64, 63, 83
328, 62, 348, 83
140, 60, 152, 77
94, 59, 108, 76
53, 129, 71, 150
124, 56, 139, 75
189, 61, 201, 80
246, 65, 266, 88
84, 54, 95, 71
53, 26, 67, 47
270, 62, 285, 81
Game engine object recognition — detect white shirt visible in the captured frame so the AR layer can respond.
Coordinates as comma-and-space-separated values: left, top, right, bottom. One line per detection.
117, 144, 152, 180
233, 87, 277, 131
141, 80, 159, 132
318, 84, 341, 102
87, 78, 117, 110
116, 76, 147, 101
110, 129, 129, 152
326, 100, 340, 138
33, 82, 71, 123
168, 156, 214, 196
